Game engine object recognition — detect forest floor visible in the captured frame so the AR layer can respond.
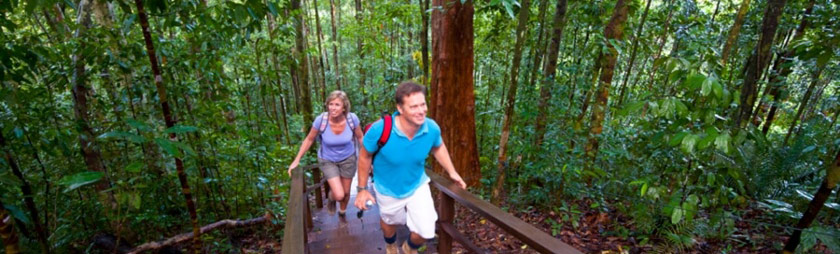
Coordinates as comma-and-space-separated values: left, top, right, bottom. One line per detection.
228, 199, 833, 253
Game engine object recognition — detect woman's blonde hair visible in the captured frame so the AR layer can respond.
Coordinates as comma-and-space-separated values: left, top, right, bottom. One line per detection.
325, 90, 351, 116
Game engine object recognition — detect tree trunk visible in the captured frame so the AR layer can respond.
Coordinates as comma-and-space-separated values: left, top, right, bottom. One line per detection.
355, 0, 367, 109
784, 65, 824, 146
585, 0, 629, 160
736, 0, 787, 127
491, 0, 530, 205
311, 0, 329, 100
0, 200, 21, 254
429, 0, 480, 188
721, 0, 752, 67
617, 0, 651, 105
761, 0, 815, 134
0, 133, 49, 253
534, 0, 568, 150
133, 0, 202, 252
643, 0, 676, 91
526, 0, 550, 88
70, 0, 119, 218
329, 0, 341, 90
294, 0, 315, 126
782, 149, 840, 253
420, 0, 430, 87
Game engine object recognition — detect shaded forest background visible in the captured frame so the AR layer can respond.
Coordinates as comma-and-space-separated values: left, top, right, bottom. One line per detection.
1, 0, 839, 253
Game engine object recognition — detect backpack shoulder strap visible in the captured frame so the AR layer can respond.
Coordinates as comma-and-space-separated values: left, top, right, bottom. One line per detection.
348, 113, 357, 131
318, 112, 329, 134
377, 112, 392, 148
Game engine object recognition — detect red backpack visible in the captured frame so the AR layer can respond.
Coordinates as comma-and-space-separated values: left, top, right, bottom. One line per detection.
363, 112, 393, 157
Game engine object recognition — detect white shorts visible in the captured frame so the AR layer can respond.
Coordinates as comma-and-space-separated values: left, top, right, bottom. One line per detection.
375, 181, 438, 239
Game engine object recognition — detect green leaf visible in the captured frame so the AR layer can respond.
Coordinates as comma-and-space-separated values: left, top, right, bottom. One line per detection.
126, 118, 153, 132
671, 207, 684, 224
685, 73, 705, 90
125, 162, 144, 173
2, 204, 30, 224
681, 134, 698, 154
155, 138, 183, 158
715, 133, 731, 153
171, 141, 196, 157
58, 171, 104, 193
700, 76, 713, 96
698, 133, 717, 150
670, 132, 689, 147
98, 131, 146, 144
164, 125, 199, 134
641, 182, 649, 197
131, 192, 141, 210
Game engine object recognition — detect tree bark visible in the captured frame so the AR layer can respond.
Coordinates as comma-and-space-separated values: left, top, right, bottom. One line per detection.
133, 0, 202, 252
329, 0, 341, 90
783, 65, 824, 146
782, 149, 840, 253
311, 0, 329, 100
526, 0, 550, 88
70, 0, 119, 218
760, 0, 815, 134
735, 0, 787, 128
420, 0, 430, 87
721, 0, 752, 67
295, 0, 315, 126
585, 0, 629, 160
0, 132, 49, 253
128, 213, 271, 254
617, 0, 652, 105
0, 200, 21, 254
534, 0, 568, 150
429, 0, 480, 188
355, 0, 368, 109
491, 0, 530, 205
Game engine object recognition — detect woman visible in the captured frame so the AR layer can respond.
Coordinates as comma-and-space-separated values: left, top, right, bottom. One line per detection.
288, 90, 363, 216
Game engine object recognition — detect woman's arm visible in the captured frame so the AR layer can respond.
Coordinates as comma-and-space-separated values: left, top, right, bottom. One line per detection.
288, 127, 320, 175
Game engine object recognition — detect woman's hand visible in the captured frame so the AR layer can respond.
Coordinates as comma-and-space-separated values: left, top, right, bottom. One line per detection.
287, 161, 300, 176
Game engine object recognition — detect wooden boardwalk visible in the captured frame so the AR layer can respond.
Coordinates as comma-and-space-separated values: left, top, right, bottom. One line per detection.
307, 191, 438, 254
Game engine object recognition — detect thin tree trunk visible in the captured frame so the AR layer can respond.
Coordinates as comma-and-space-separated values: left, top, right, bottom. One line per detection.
70, 0, 119, 218
783, 65, 824, 146
761, 0, 815, 134
526, 0, 550, 88
311, 0, 329, 100
420, 0, 430, 87
782, 149, 840, 253
355, 0, 367, 109
721, 0, 752, 67
617, 0, 651, 105
736, 0, 787, 127
585, 0, 629, 160
534, 0, 568, 150
491, 0, 530, 205
133, 0, 202, 252
329, 0, 341, 90
644, 0, 676, 91
0, 133, 49, 253
429, 0, 480, 187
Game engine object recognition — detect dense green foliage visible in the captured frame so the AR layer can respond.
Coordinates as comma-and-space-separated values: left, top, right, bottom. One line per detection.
1, 0, 839, 252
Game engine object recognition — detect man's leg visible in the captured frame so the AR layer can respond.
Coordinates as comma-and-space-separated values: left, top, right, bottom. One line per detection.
404, 183, 437, 253
381, 219, 399, 253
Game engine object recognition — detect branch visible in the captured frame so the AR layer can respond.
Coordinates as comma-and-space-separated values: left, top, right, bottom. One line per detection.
128, 213, 272, 254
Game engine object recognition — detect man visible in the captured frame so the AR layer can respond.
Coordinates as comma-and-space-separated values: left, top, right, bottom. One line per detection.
355, 81, 467, 254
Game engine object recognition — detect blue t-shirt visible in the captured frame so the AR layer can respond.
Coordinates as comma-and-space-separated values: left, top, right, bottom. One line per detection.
363, 111, 442, 198
313, 112, 359, 162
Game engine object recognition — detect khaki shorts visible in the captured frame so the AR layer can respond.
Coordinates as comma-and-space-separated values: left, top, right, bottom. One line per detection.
318, 155, 357, 179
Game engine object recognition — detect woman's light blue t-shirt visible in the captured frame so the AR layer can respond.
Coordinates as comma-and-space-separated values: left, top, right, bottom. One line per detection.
313, 113, 359, 162
363, 112, 442, 199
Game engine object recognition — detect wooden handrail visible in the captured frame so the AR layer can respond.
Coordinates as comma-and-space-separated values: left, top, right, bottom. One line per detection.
427, 169, 582, 254
281, 164, 322, 254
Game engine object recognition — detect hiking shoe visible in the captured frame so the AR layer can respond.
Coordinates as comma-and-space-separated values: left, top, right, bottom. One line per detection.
337, 209, 346, 217
385, 243, 399, 254
402, 241, 418, 254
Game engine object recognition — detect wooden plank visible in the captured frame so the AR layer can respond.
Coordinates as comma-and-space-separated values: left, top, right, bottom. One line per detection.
439, 222, 486, 254
438, 192, 454, 253
427, 169, 582, 254
282, 165, 307, 254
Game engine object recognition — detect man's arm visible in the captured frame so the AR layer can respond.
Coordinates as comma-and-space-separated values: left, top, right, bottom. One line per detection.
354, 146, 376, 209
431, 142, 467, 189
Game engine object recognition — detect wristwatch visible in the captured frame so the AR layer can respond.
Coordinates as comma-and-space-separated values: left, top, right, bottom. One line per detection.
356, 186, 368, 192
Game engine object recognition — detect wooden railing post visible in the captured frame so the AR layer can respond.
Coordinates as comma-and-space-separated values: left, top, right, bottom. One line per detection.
438, 186, 454, 254
314, 166, 324, 208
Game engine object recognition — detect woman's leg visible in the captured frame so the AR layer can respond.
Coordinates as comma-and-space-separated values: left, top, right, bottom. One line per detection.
339, 177, 353, 211
326, 177, 345, 203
